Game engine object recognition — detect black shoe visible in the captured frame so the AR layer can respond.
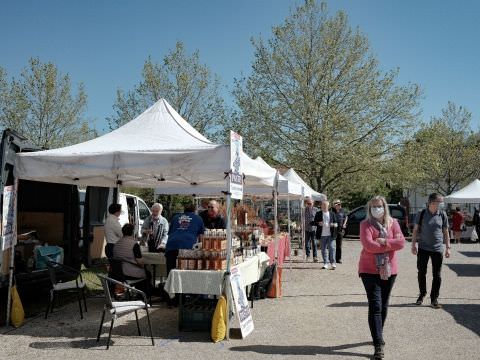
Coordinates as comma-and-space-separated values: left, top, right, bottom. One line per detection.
415, 294, 426, 305
373, 344, 384, 359
337, 260, 342, 264
431, 299, 442, 309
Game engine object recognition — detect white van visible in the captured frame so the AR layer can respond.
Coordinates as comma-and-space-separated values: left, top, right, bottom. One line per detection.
80, 188, 151, 262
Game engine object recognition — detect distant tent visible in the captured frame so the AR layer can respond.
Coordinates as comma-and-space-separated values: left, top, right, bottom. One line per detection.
445, 179, 480, 203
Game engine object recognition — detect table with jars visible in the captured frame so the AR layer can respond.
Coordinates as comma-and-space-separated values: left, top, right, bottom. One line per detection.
164, 228, 270, 299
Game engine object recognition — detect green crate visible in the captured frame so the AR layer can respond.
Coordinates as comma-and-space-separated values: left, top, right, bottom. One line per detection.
179, 296, 217, 332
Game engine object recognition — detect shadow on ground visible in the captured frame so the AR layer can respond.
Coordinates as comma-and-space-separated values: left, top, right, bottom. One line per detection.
442, 304, 480, 337
458, 251, 480, 258
229, 341, 372, 358
446, 264, 480, 277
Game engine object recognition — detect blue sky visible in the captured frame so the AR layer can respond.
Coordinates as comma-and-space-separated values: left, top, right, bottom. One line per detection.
1, 0, 479, 132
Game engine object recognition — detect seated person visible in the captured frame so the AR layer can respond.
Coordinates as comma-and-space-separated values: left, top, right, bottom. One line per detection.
113, 223, 151, 297
165, 202, 205, 274
200, 200, 226, 229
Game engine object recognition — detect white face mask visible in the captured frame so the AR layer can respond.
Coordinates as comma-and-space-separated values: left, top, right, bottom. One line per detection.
438, 202, 445, 210
371, 206, 385, 219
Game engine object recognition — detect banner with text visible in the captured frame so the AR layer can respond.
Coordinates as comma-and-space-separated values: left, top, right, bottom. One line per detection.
230, 266, 254, 338
229, 131, 243, 200
2, 185, 17, 251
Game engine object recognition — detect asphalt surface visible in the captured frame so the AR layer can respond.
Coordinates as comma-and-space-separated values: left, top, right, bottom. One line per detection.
1, 240, 479, 359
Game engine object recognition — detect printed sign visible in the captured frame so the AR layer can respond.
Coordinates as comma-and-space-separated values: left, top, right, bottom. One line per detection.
2, 185, 17, 251
229, 266, 254, 338
229, 131, 243, 200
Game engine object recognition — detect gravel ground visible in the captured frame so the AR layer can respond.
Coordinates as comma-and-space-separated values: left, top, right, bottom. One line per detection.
1, 240, 479, 359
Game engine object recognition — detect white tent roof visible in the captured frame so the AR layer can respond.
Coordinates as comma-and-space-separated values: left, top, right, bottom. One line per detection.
445, 179, 480, 203
249, 157, 303, 197
282, 168, 326, 200
15, 99, 276, 191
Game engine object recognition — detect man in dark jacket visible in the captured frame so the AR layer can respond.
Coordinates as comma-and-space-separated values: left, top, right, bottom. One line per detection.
332, 200, 347, 264
314, 200, 338, 270
200, 200, 226, 229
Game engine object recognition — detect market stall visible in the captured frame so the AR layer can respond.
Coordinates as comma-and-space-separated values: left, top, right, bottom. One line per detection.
10, 98, 275, 331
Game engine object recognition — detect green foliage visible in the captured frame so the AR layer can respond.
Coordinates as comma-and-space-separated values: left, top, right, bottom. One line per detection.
400, 102, 480, 195
231, 0, 421, 198
108, 42, 228, 141
0, 58, 96, 148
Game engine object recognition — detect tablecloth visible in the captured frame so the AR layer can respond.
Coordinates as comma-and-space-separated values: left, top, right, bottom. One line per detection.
141, 252, 167, 278
267, 233, 290, 266
164, 252, 271, 298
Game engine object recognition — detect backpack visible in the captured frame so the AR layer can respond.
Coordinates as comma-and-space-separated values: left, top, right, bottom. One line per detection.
248, 263, 276, 300
417, 209, 447, 233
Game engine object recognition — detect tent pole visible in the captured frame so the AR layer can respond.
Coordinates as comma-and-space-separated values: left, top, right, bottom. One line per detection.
301, 188, 306, 264
224, 191, 233, 340
287, 194, 292, 270
5, 179, 18, 327
273, 172, 279, 298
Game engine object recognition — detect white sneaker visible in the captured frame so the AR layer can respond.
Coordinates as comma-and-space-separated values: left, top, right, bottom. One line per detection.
322, 264, 329, 270
330, 264, 337, 270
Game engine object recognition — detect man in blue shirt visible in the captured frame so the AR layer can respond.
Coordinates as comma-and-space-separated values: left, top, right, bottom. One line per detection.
165, 202, 205, 274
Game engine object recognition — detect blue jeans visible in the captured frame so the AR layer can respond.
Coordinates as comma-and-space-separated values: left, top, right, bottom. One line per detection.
320, 236, 336, 265
305, 231, 317, 258
360, 274, 397, 345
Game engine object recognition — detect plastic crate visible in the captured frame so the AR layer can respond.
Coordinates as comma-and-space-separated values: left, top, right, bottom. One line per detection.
179, 296, 217, 332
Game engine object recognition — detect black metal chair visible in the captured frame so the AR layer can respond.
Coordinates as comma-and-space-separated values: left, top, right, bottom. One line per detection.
96, 274, 154, 349
45, 260, 87, 319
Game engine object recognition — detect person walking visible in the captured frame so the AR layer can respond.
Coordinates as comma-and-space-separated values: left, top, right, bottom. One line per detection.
411, 193, 451, 309
473, 207, 480, 242
333, 200, 347, 263
314, 200, 338, 269
451, 207, 464, 244
304, 198, 319, 262
359, 196, 405, 359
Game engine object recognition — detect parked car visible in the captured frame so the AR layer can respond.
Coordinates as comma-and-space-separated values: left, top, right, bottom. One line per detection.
344, 204, 410, 237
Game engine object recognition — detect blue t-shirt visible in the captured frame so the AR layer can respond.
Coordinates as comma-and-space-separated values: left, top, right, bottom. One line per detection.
166, 212, 205, 252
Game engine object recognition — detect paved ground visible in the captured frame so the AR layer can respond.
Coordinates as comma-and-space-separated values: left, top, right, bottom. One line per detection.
1, 240, 479, 359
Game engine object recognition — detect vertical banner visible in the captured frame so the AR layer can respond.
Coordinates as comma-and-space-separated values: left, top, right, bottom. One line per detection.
2, 185, 17, 251
229, 131, 243, 200
229, 266, 254, 338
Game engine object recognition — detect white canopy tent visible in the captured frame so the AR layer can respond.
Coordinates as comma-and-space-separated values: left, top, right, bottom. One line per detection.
14, 98, 275, 190
282, 168, 326, 201
281, 168, 326, 263
10, 98, 276, 331
445, 179, 480, 203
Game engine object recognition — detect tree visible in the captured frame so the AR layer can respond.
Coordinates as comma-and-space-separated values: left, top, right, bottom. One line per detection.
0, 58, 95, 148
231, 0, 421, 199
400, 102, 480, 195
108, 42, 227, 140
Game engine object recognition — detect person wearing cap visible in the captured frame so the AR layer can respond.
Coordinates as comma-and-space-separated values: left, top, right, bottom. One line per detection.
333, 200, 347, 264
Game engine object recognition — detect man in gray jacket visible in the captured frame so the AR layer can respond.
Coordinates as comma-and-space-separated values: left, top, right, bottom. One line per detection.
142, 203, 169, 252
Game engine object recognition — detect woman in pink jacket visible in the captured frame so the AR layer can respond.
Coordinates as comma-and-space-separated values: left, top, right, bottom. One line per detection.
359, 196, 405, 360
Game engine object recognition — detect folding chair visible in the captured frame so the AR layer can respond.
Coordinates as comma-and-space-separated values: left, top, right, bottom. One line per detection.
45, 260, 87, 319
96, 274, 154, 349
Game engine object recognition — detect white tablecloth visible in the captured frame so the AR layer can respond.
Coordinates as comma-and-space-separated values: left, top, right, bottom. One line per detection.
142, 252, 167, 277
164, 252, 271, 298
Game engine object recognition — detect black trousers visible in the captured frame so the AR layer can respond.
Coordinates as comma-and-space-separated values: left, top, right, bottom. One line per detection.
417, 248, 443, 301
336, 230, 343, 262
165, 250, 180, 306
105, 243, 115, 259
360, 274, 397, 346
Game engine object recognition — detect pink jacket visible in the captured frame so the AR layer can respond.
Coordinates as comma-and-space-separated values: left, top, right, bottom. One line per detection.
358, 218, 405, 275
